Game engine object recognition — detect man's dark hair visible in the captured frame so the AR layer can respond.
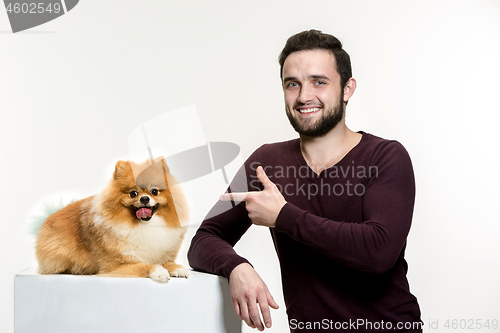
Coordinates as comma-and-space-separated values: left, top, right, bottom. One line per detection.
279, 30, 352, 88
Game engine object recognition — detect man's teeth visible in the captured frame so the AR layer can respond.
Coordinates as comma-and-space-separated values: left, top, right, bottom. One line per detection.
298, 107, 320, 113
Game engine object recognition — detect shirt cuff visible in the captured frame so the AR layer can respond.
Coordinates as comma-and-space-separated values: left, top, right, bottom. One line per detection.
221, 255, 252, 279
275, 202, 304, 236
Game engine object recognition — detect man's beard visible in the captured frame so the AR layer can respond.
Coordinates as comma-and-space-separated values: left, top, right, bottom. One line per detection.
286, 89, 345, 137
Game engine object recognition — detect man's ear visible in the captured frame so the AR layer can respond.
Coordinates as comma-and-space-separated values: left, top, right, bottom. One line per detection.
343, 77, 357, 104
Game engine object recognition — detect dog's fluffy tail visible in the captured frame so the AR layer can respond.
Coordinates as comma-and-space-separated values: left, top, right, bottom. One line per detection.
29, 196, 76, 236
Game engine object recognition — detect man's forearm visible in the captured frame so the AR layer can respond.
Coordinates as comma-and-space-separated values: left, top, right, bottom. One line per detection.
188, 228, 251, 278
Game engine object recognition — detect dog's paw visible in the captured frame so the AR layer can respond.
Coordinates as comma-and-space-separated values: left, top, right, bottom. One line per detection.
150, 265, 171, 283
170, 267, 190, 278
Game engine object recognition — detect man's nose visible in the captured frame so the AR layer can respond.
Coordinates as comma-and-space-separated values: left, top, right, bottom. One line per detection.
298, 84, 314, 103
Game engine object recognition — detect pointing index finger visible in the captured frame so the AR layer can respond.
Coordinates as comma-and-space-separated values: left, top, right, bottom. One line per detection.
219, 192, 250, 202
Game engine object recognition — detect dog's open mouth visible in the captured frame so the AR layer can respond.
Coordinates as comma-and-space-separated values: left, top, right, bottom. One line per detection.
134, 204, 159, 222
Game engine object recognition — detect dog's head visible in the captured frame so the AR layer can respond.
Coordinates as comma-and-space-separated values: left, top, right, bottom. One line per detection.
111, 157, 170, 222
95, 156, 188, 228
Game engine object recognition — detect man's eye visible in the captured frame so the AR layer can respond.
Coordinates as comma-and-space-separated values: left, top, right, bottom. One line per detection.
288, 82, 298, 88
130, 191, 138, 198
315, 81, 325, 85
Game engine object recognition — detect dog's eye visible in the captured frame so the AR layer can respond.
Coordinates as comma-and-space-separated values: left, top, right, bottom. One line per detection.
130, 191, 138, 198
150, 189, 158, 196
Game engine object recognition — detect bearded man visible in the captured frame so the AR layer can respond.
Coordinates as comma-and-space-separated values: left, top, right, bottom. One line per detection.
188, 30, 422, 333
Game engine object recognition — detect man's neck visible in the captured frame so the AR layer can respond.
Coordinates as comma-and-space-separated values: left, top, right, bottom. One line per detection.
299, 122, 362, 175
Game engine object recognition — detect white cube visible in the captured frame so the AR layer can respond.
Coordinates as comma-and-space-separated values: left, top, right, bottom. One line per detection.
15, 268, 241, 333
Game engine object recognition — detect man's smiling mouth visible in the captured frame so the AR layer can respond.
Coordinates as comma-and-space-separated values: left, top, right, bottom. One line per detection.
297, 107, 321, 114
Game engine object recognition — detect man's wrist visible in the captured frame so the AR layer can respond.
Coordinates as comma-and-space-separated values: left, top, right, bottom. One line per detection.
228, 261, 253, 280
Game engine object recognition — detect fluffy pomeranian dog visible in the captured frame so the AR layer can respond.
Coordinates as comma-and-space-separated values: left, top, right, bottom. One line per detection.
35, 157, 189, 283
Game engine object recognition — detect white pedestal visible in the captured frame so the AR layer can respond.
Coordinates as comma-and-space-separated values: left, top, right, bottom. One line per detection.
15, 268, 241, 333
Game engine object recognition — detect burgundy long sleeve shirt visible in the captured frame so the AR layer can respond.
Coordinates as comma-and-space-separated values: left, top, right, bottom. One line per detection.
188, 132, 422, 332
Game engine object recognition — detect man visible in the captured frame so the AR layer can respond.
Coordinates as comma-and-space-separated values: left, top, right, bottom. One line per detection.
188, 30, 422, 332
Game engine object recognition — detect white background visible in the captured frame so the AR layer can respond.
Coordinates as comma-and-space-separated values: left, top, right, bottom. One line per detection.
1, 1, 500, 332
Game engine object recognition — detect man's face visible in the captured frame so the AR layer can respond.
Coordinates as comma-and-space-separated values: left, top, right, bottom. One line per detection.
282, 49, 344, 137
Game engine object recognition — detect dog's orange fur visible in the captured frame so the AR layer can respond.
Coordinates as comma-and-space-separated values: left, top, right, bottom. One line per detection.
35, 157, 189, 282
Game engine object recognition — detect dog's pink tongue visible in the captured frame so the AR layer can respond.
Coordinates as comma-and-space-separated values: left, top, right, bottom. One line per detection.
136, 208, 152, 219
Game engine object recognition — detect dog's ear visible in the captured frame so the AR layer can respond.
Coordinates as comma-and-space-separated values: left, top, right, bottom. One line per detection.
114, 160, 131, 179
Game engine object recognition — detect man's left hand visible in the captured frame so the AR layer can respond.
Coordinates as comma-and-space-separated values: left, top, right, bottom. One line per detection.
220, 166, 286, 228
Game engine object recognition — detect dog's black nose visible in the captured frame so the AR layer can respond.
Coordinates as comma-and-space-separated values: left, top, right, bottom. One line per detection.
140, 196, 150, 204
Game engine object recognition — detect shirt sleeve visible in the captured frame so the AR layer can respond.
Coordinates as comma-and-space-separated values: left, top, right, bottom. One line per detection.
274, 141, 416, 274
187, 149, 261, 279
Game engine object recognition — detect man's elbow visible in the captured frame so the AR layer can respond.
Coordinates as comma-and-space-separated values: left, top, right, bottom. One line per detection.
366, 258, 397, 274
187, 233, 202, 270
356, 251, 399, 274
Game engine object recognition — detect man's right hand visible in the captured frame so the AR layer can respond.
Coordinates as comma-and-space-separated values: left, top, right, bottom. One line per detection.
229, 263, 279, 331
